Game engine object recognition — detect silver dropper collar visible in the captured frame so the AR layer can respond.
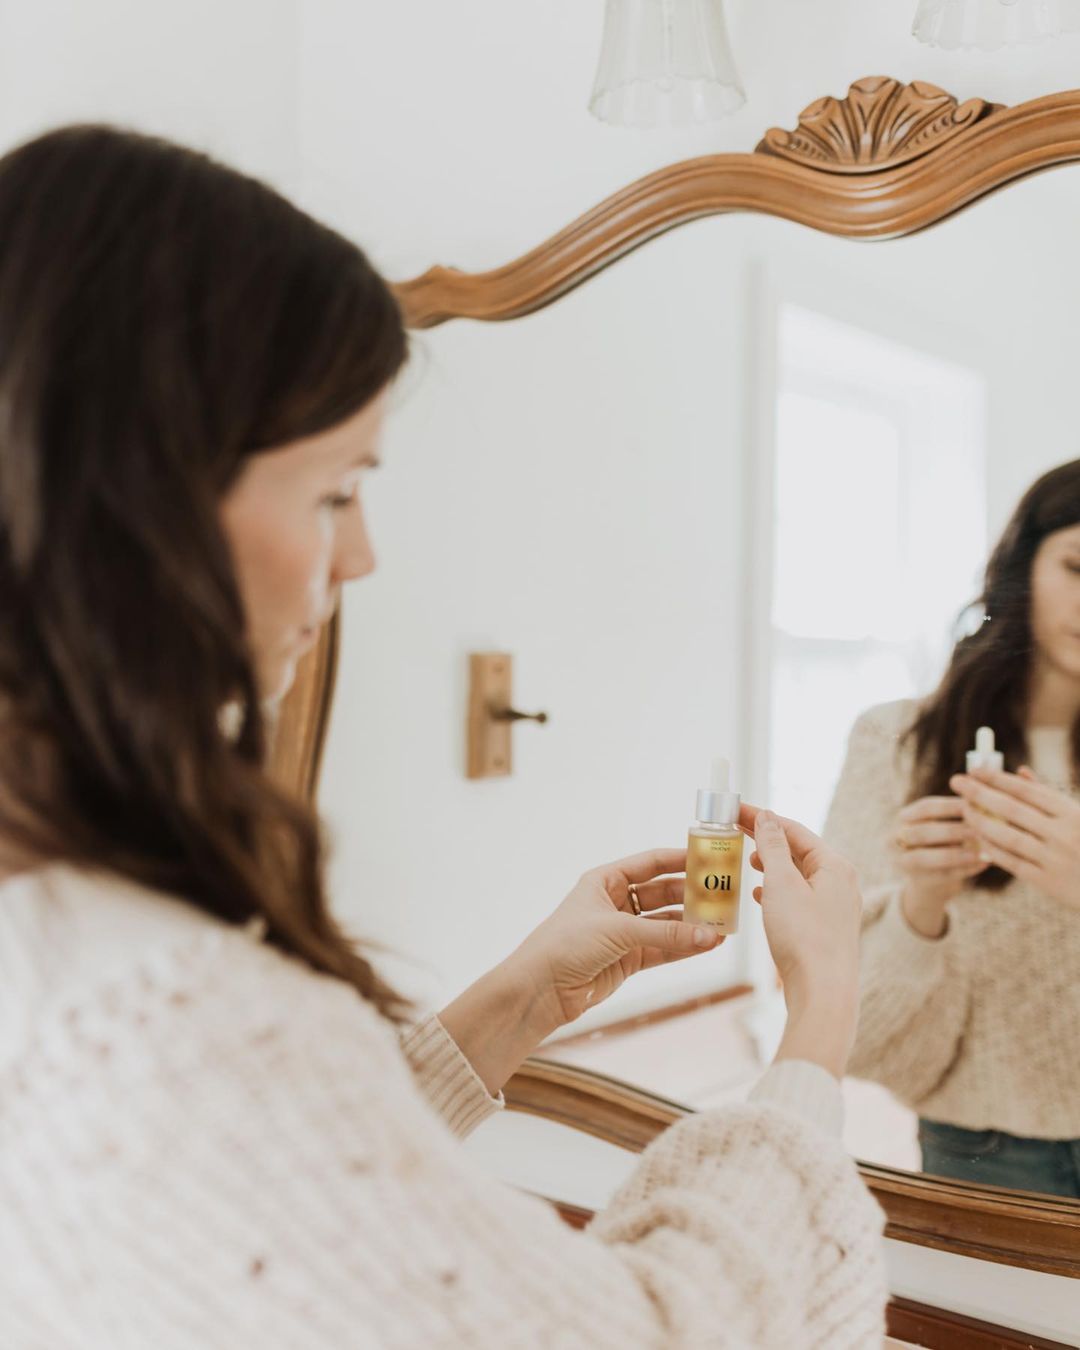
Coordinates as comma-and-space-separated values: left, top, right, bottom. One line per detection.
695, 788, 740, 826
696, 755, 739, 826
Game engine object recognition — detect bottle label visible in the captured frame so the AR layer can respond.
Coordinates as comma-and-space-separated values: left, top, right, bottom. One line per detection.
683, 833, 742, 932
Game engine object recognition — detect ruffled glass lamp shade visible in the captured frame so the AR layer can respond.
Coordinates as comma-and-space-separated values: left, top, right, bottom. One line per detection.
913, 0, 1080, 50
589, 0, 745, 128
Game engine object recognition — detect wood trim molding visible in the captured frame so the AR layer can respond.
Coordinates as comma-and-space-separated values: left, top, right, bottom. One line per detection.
506, 1058, 1080, 1278
858, 1160, 1080, 1278
886, 1297, 1076, 1350
267, 613, 340, 803
507, 1056, 692, 1154
394, 77, 1080, 329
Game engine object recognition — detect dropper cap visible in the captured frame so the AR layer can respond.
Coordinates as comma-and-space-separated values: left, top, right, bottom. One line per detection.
695, 756, 741, 826
966, 726, 1004, 773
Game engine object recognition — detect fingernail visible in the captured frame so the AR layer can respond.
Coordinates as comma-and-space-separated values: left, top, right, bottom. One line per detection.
693, 926, 715, 948
757, 811, 778, 829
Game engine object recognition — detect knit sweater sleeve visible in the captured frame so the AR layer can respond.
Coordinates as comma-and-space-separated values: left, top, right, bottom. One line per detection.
399, 1015, 503, 1139
823, 703, 970, 1103
2, 929, 886, 1350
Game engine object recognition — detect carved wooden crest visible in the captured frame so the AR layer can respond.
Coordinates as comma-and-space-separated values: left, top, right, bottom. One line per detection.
756, 75, 1002, 173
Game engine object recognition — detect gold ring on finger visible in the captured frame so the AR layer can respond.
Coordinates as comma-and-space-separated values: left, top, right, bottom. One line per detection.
627, 884, 642, 916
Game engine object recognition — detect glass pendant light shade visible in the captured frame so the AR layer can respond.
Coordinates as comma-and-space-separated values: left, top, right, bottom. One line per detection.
913, 0, 1080, 50
589, 0, 745, 129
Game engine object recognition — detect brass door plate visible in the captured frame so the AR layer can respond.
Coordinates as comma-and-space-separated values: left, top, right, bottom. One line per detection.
467, 652, 513, 779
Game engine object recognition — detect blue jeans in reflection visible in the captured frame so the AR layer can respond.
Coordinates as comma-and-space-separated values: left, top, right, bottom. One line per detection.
919, 1118, 1080, 1198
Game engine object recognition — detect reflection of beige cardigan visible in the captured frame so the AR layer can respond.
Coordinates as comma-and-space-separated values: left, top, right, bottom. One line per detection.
0, 864, 886, 1348
824, 699, 1080, 1139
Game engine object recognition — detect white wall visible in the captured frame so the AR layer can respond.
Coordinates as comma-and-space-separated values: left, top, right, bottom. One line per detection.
0, 0, 302, 190
4, 0, 1080, 1017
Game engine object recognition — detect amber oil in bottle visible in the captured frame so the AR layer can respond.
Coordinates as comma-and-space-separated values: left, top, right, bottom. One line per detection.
683, 756, 743, 934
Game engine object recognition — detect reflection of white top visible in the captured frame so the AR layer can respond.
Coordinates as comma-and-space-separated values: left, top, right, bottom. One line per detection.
825, 700, 1080, 1139
0, 863, 887, 1347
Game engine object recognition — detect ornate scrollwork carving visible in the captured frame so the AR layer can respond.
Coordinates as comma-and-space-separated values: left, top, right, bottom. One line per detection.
757, 75, 1002, 173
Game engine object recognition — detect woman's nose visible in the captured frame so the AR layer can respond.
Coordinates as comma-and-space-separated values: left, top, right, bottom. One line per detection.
332, 497, 376, 583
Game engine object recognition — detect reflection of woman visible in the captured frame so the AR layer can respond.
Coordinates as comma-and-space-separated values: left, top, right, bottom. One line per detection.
0, 128, 885, 1344
825, 461, 1080, 1197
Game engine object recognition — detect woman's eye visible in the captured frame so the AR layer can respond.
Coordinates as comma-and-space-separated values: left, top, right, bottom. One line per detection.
321, 490, 355, 511
1065, 560, 1080, 575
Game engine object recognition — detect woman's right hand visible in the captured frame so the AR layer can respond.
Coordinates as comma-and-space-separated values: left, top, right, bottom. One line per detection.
740, 806, 862, 1079
892, 796, 986, 937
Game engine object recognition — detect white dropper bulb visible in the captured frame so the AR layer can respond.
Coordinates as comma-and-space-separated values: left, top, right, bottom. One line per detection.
710, 756, 730, 793
966, 725, 1004, 772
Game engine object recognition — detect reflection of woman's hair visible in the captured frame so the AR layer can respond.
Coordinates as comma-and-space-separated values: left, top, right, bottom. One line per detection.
905, 458, 1080, 890
0, 126, 410, 1017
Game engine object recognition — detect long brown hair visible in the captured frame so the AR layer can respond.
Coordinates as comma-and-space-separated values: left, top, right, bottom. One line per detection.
905, 459, 1080, 890
0, 125, 411, 1017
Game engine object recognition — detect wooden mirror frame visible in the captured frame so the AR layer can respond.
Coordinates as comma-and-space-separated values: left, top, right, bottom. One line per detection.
273, 75, 1080, 1291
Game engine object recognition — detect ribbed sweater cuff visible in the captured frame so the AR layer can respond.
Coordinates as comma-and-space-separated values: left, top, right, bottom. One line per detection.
749, 1059, 845, 1138
399, 1015, 504, 1139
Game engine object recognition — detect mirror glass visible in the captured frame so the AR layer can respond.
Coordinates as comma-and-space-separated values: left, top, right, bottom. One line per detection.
319, 166, 1080, 1204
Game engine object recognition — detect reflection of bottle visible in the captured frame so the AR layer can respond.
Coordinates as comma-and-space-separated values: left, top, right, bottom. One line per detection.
966, 726, 1004, 861
966, 725, 1004, 776
683, 757, 743, 934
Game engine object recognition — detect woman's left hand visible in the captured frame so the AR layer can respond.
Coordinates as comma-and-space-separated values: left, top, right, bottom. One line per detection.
950, 765, 1080, 911
510, 847, 722, 1030
438, 849, 722, 1096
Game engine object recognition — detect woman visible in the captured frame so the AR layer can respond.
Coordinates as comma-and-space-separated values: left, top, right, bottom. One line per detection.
0, 126, 885, 1348
825, 461, 1080, 1197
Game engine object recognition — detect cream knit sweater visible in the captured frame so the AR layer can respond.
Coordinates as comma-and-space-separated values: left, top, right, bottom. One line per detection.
824, 699, 1080, 1139
0, 863, 887, 1349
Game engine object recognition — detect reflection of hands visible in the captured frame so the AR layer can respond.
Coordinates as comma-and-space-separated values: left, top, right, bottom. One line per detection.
740, 805, 861, 1077
951, 766, 1080, 912
892, 796, 987, 933
512, 848, 721, 1030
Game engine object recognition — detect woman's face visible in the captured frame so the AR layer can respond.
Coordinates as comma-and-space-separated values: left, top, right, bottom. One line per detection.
220, 390, 387, 703
1030, 523, 1080, 683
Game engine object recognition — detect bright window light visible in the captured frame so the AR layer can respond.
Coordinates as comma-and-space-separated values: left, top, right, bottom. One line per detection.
767, 303, 988, 831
